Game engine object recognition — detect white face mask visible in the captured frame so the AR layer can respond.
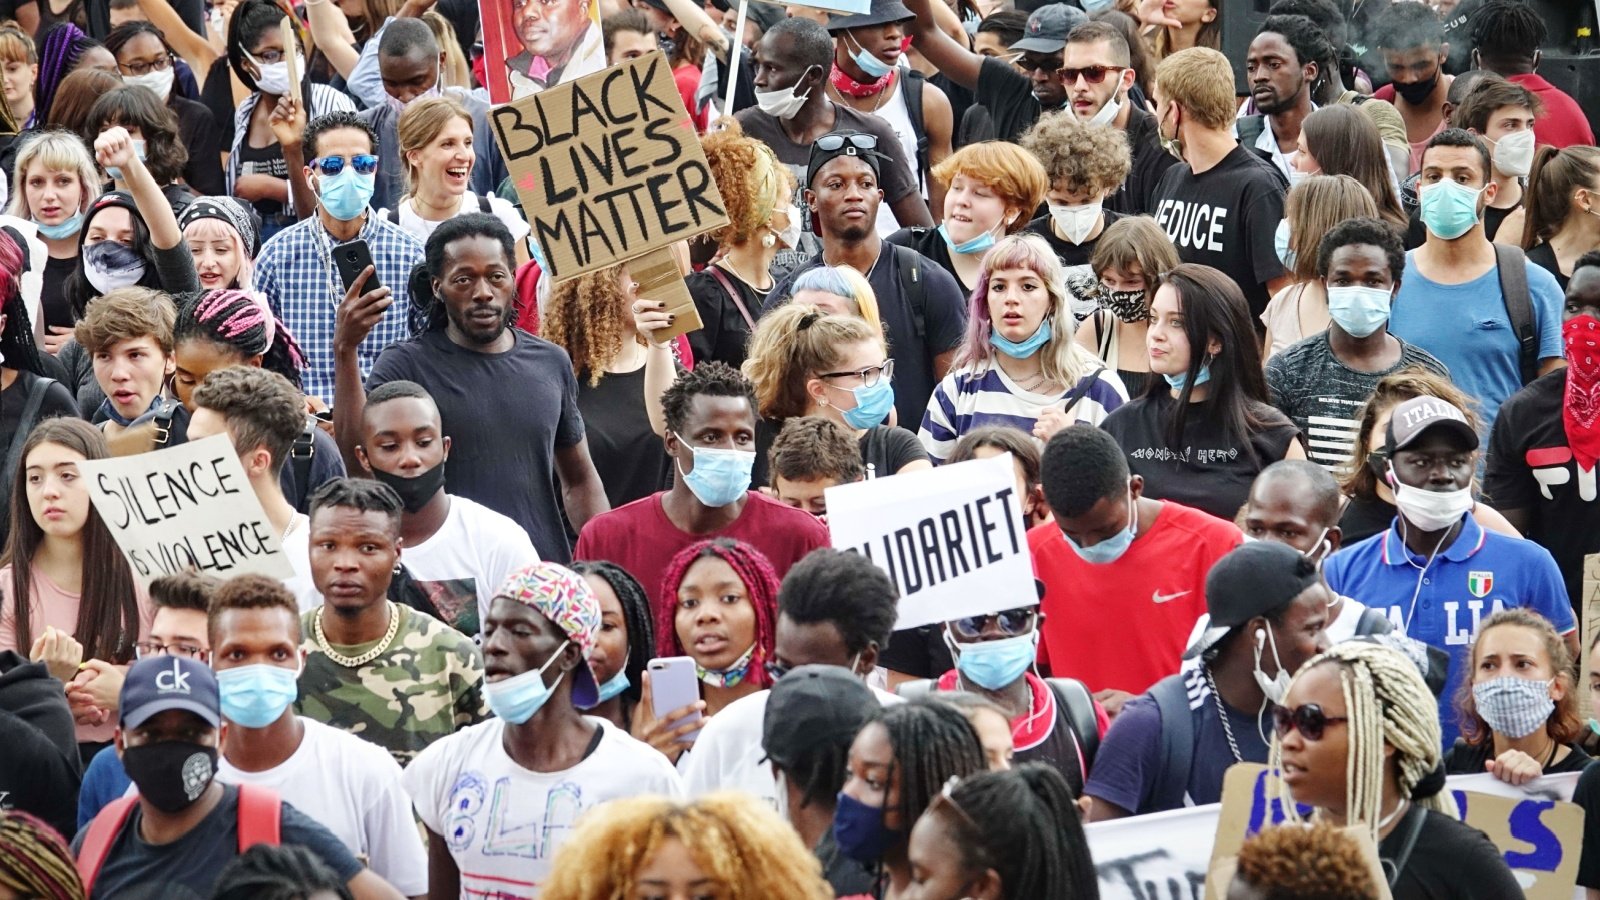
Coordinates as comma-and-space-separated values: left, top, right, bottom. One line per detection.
1088, 93, 1120, 127
754, 66, 817, 120
247, 51, 302, 96
1492, 128, 1536, 178
1252, 626, 1290, 705
126, 67, 174, 100
1390, 467, 1475, 531
776, 203, 802, 249
1049, 201, 1102, 245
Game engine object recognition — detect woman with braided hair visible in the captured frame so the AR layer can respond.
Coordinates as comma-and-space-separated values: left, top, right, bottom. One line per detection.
0, 809, 83, 900
1271, 640, 1521, 897
569, 560, 654, 731
835, 698, 988, 898
903, 763, 1098, 900
633, 538, 780, 764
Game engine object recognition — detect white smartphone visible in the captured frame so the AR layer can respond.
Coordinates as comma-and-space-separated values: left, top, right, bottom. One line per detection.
648, 656, 703, 741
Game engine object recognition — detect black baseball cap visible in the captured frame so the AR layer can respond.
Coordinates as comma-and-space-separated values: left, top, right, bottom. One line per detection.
761, 665, 878, 770
1010, 3, 1087, 54
1183, 541, 1322, 660
120, 656, 221, 729
1385, 395, 1478, 455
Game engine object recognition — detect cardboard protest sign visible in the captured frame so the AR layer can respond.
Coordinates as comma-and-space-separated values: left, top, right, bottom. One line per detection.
826, 453, 1033, 630
628, 245, 703, 343
479, 0, 606, 104
77, 434, 293, 585
1085, 802, 1221, 900
491, 52, 730, 283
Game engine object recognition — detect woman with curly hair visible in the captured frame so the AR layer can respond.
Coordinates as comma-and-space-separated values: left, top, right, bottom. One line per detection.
685, 126, 798, 370
1020, 116, 1132, 316
569, 560, 655, 731
632, 538, 780, 765
545, 263, 682, 509
1228, 823, 1379, 900
1270, 640, 1521, 897
1445, 608, 1589, 782
542, 792, 833, 900
888, 141, 1048, 295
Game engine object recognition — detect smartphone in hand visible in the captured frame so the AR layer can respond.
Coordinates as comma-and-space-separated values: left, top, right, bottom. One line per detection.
332, 239, 382, 295
648, 656, 703, 741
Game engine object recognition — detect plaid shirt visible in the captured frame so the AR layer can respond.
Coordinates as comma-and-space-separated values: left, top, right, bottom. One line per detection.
256, 213, 424, 401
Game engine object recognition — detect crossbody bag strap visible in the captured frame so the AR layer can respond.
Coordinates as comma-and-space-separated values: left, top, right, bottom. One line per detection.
706, 265, 757, 331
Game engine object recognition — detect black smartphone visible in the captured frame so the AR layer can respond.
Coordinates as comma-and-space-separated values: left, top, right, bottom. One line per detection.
332, 239, 382, 295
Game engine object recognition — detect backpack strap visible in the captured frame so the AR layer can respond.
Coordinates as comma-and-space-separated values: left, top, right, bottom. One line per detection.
387, 206, 401, 225
235, 784, 282, 852
0, 375, 53, 517
1057, 367, 1105, 421
1149, 672, 1196, 813
705, 265, 757, 331
150, 397, 176, 447
1046, 677, 1100, 771
1236, 114, 1266, 151
1492, 242, 1538, 386
900, 69, 930, 189
1353, 603, 1395, 637
289, 421, 317, 514
1095, 310, 1114, 362
476, 193, 492, 214
891, 244, 927, 341
76, 795, 139, 892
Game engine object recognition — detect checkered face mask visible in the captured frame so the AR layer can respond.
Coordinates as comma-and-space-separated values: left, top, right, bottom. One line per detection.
1472, 675, 1555, 739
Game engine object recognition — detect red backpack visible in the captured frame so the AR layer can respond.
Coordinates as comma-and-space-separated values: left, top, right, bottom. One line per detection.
75, 784, 282, 892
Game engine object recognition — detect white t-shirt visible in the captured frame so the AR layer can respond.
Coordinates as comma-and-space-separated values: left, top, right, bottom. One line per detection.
381, 194, 532, 245
680, 683, 902, 808
402, 495, 540, 635
404, 715, 684, 898
217, 717, 428, 895
279, 514, 320, 612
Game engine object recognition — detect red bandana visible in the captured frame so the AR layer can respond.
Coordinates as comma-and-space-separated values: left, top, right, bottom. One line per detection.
831, 63, 894, 98
1564, 314, 1600, 471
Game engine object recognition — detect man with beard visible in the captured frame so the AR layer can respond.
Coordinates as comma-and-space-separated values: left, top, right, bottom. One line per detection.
332, 213, 609, 563
1238, 16, 1324, 180
505, 0, 604, 95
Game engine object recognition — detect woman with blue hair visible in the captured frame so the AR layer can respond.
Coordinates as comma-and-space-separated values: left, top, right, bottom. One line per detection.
788, 264, 882, 335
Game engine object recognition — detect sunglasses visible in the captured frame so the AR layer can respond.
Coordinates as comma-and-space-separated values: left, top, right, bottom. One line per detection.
1271, 703, 1349, 741
814, 132, 878, 153
310, 155, 379, 177
1057, 64, 1126, 84
948, 607, 1036, 640
1015, 55, 1064, 73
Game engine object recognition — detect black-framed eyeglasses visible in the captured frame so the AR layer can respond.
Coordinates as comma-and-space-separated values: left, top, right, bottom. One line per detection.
1015, 55, 1065, 73
1271, 703, 1349, 741
818, 359, 894, 388
948, 606, 1037, 640
814, 132, 878, 153
120, 54, 173, 77
134, 640, 207, 660
247, 48, 289, 65
1057, 64, 1125, 84
311, 155, 379, 177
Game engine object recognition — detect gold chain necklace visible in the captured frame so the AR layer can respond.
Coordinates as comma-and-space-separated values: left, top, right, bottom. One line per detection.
313, 601, 399, 668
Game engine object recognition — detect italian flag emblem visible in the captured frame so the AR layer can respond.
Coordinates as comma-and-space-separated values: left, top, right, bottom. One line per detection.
1468, 571, 1494, 599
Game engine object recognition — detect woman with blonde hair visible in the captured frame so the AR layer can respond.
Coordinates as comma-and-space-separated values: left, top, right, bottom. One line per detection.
921, 234, 1127, 464
743, 302, 929, 481
0, 22, 38, 136
686, 125, 797, 370
541, 792, 833, 900
1270, 640, 1522, 896
788, 263, 882, 333
1075, 216, 1181, 398
1261, 175, 1380, 359
388, 96, 530, 260
1143, 0, 1220, 59
889, 141, 1049, 295
422, 10, 473, 91
6, 128, 101, 353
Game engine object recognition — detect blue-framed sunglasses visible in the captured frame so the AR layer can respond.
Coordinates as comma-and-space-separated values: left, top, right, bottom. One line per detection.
310, 155, 379, 177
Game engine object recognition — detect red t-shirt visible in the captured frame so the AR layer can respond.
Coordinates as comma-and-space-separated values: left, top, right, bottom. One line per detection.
1029, 501, 1241, 695
573, 490, 830, 614
674, 63, 707, 132
1507, 73, 1595, 150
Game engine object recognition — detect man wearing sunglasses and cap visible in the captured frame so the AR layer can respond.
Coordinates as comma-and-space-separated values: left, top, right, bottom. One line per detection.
1086, 541, 1332, 820
1324, 394, 1575, 746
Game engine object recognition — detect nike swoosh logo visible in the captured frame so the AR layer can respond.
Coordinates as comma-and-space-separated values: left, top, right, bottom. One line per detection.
1152, 590, 1190, 604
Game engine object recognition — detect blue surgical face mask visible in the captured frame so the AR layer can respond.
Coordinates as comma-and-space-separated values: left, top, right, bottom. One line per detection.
1418, 179, 1484, 241
1080, 0, 1115, 12
990, 318, 1052, 359
1163, 363, 1211, 391
948, 628, 1038, 690
847, 33, 894, 79
1274, 219, 1295, 271
837, 378, 895, 429
938, 221, 999, 256
834, 791, 902, 864
581, 670, 630, 707
676, 440, 756, 508
317, 166, 376, 222
1325, 285, 1393, 338
484, 640, 569, 725
34, 211, 83, 240
1063, 485, 1137, 564
215, 662, 300, 729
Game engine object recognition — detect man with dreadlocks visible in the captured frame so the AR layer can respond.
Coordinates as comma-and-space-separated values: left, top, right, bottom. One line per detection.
1272, 640, 1522, 896
0, 810, 84, 900
333, 212, 609, 563
1467, 0, 1593, 149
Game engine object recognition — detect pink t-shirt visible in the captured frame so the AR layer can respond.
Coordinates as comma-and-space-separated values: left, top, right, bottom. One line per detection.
0, 562, 153, 743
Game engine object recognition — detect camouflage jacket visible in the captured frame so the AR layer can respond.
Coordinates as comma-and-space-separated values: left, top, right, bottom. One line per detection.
296, 603, 488, 767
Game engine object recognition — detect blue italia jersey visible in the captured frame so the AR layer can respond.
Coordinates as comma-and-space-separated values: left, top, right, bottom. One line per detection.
1323, 515, 1574, 747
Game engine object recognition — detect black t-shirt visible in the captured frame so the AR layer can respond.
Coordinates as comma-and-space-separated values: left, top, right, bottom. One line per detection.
1341, 490, 1398, 546
74, 785, 361, 900
1107, 106, 1179, 217
685, 265, 769, 370
1526, 242, 1568, 293
975, 56, 1042, 143
1575, 759, 1600, 889
767, 245, 968, 433
1444, 738, 1591, 776
368, 329, 586, 562
859, 424, 927, 477
578, 365, 673, 510
41, 254, 75, 331
200, 57, 235, 154
1100, 390, 1300, 522
1022, 209, 1129, 269
876, 623, 954, 679
1151, 145, 1288, 319
885, 225, 968, 293
1483, 369, 1600, 610
1379, 806, 1524, 900
172, 96, 225, 198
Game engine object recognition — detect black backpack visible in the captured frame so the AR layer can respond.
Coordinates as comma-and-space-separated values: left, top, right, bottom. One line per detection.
896, 676, 1102, 774
901, 69, 932, 193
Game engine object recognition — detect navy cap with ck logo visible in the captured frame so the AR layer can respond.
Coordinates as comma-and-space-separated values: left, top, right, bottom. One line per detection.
1010, 3, 1088, 54
120, 656, 221, 730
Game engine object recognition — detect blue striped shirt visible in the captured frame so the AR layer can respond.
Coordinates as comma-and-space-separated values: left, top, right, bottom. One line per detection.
919, 364, 1128, 464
